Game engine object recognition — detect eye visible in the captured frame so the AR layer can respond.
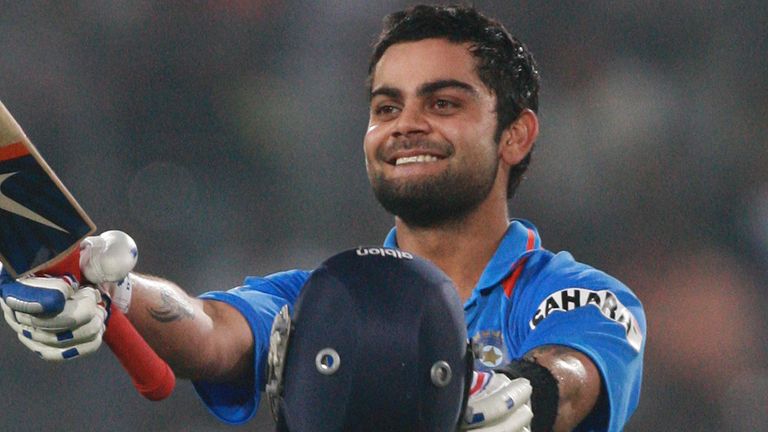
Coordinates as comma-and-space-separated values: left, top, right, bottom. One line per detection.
375, 105, 398, 115
431, 98, 460, 113
372, 104, 401, 119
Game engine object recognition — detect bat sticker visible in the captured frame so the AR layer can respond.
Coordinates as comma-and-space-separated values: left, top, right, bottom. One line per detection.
0, 143, 91, 276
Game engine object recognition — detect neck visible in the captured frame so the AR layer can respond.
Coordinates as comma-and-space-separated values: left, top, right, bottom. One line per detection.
394, 193, 510, 302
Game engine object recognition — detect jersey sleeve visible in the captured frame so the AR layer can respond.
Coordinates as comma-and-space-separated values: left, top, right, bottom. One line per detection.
507, 252, 646, 432
192, 269, 311, 425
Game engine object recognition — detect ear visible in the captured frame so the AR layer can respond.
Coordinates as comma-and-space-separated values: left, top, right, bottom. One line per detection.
497, 109, 539, 166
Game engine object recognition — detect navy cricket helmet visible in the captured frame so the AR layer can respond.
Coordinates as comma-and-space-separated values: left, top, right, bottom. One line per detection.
266, 247, 472, 432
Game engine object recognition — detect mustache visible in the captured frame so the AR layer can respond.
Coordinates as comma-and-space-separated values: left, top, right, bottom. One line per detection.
377, 138, 455, 160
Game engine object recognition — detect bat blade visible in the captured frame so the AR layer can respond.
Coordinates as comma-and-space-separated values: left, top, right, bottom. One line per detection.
0, 99, 175, 400
0, 102, 95, 278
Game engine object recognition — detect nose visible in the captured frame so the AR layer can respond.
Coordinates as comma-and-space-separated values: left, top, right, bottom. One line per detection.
392, 105, 430, 137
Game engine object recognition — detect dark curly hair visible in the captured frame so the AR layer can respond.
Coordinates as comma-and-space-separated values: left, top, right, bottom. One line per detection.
368, 4, 540, 198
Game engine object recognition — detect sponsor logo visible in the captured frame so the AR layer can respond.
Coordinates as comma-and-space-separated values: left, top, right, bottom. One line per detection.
529, 288, 643, 352
0, 172, 68, 232
355, 247, 413, 259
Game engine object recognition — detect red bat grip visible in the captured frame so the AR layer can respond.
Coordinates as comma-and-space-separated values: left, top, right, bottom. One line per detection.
45, 250, 176, 400
103, 309, 176, 400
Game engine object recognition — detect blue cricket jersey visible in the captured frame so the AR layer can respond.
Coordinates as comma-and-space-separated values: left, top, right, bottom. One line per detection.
193, 220, 645, 431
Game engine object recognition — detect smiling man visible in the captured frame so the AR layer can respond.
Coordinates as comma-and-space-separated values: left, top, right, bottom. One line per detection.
360, 7, 644, 431
365, 38, 533, 297
1, 4, 645, 432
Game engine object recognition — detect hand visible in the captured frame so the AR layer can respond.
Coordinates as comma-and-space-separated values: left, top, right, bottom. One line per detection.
461, 370, 533, 432
1, 276, 107, 361
80, 230, 138, 313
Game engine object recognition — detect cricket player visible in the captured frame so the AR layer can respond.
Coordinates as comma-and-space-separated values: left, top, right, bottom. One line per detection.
1, 4, 645, 431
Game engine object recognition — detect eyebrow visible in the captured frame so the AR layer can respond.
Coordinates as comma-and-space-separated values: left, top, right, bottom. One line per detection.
370, 79, 479, 100
419, 79, 478, 98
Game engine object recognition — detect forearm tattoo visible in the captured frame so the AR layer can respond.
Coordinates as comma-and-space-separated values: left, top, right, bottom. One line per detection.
147, 286, 195, 323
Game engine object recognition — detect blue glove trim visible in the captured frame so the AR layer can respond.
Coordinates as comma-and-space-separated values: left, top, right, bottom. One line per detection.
62, 348, 79, 359
470, 412, 485, 424
1, 281, 67, 315
56, 330, 74, 341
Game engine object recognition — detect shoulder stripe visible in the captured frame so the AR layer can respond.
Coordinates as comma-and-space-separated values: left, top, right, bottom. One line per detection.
503, 228, 536, 298
525, 228, 535, 250
503, 257, 528, 298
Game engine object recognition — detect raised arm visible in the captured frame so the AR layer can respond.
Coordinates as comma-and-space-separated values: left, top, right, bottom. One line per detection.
0, 232, 255, 386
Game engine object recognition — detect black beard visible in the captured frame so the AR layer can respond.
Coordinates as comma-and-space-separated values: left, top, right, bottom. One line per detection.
371, 162, 497, 228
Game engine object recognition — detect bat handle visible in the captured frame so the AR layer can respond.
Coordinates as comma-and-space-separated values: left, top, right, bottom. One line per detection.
103, 309, 176, 400
44, 250, 176, 400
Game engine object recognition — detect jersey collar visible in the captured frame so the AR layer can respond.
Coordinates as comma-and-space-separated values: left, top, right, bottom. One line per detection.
382, 219, 541, 294
475, 219, 540, 292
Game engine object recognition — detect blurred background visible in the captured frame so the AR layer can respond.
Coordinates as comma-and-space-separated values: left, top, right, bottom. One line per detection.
1, 1, 766, 430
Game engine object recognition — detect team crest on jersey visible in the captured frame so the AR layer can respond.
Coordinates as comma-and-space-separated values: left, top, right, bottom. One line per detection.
529, 288, 643, 351
471, 330, 508, 370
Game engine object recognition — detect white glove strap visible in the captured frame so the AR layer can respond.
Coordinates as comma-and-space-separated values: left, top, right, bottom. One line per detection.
99, 276, 133, 314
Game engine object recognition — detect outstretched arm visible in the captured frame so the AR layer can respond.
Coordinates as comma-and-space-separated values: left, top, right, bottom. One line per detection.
122, 273, 254, 383
1, 231, 256, 385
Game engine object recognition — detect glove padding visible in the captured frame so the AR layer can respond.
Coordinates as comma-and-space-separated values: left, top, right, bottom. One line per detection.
80, 230, 137, 313
461, 370, 534, 432
1, 276, 107, 361
0, 272, 76, 315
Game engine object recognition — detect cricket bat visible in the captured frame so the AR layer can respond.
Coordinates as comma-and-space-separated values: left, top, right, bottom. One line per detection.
0, 100, 175, 401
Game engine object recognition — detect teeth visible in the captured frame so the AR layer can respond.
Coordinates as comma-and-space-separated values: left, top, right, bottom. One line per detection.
395, 155, 440, 166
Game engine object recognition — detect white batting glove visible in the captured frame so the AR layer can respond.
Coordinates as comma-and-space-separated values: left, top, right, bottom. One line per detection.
80, 230, 138, 313
461, 370, 534, 432
1, 277, 107, 361
1, 274, 76, 315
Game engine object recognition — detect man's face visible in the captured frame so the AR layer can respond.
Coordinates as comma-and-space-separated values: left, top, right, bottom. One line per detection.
364, 38, 502, 227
